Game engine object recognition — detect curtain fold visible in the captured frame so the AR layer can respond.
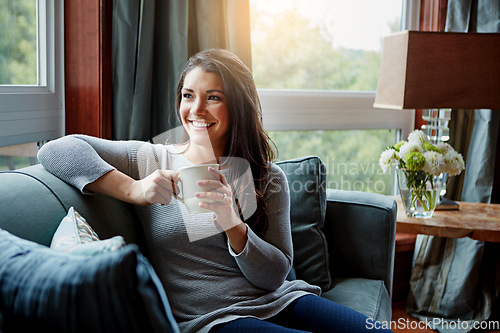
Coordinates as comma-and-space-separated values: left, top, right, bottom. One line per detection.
112, 0, 251, 141
460, 110, 499, 202
187, 0, 252, 68
407, 1, 500, 332
445, 109, 474, 200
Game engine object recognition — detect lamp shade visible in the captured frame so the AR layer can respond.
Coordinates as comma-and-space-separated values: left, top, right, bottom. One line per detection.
374, 30, 500, 110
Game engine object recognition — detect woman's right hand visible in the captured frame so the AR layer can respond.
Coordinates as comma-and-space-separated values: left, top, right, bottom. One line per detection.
85, 169, 179, 206
131, 170, 180, 206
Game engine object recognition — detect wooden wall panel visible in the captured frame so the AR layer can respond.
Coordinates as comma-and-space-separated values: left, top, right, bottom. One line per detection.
64, 0, 112, 138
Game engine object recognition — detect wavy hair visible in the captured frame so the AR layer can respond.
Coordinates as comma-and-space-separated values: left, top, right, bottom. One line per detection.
175, 49, 276, 236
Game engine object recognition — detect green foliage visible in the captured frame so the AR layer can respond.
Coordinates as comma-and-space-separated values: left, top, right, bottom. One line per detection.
399, 169, 440, 213
269, 130, 396, 195
0, 155, 34, 171
251, 5, 399, 194
0, 0, 37, 85
250, 7, 381, 91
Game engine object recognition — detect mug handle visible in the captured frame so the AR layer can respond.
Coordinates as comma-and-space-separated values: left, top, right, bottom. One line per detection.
173, 174, 184, 203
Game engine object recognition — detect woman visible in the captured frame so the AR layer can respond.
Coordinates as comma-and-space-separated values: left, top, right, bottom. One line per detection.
38, 49, 392, 333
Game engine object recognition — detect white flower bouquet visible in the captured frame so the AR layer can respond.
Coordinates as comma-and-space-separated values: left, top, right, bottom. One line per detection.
379, 130, 465, 217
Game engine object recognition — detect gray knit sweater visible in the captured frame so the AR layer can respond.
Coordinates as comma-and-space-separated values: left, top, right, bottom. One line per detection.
37, 135, 321, 332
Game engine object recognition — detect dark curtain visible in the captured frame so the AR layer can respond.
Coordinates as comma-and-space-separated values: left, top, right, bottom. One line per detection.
112, 0, 251, 141
407, 1, 500, 332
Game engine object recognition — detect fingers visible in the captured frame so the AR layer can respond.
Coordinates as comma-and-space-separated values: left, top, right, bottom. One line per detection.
197, 166, 226, 192
160, 170, 180, 196
208, 165, 228, 185
141, 170, 180, 205
197, 179, 224, 189
196, 191, 227, 204
198, 166, 231, 202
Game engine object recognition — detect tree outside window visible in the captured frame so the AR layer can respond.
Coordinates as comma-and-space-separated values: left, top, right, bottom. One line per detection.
0, 0, 37, 85
250, 0, 402, 194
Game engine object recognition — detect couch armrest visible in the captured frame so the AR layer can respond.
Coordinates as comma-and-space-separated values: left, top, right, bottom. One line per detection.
0, 165, 145, 251
324, 189, 396, 298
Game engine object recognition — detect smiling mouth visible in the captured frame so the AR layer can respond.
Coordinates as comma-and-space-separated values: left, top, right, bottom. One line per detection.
189, 120, 215, 129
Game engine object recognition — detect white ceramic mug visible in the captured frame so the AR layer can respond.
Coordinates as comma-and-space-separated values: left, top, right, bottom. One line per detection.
175, 164, 220, 214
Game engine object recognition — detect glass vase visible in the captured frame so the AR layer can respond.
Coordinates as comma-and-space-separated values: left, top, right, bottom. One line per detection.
397, 168, 443, 218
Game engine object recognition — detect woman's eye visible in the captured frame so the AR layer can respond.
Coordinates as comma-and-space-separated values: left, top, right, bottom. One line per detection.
208, 95, 221, 101
182, 93, 192, 99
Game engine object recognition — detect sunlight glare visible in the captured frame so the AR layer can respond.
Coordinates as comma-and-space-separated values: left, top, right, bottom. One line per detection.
250, 0, 402, 51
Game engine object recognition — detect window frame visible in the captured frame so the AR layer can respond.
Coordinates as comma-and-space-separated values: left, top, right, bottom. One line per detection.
259, 90, 414, 140
257, 0, 419, 140
0, 0, 64, 147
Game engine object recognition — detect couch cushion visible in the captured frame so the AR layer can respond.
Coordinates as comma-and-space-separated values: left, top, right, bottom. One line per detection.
50, 207, 125, 256
324, 189, 396, 296
0, 169, 67, 246
0, 165, 145, 250
276, 156, 331, 291
0, 229, 179, 333
322, 278, 392, 323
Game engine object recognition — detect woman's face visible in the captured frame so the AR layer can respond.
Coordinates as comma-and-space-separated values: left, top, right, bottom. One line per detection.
179, 67, 231, 153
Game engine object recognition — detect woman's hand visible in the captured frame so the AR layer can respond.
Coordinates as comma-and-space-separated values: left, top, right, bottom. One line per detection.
196, 166, 248, 253
84, 169, 178, 206
131, 170, 180, 206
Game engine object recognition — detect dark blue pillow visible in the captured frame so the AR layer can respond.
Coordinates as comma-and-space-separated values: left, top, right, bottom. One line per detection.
0, 229, 179, 333
276, 156, 332, 291
0, 307, 3, 332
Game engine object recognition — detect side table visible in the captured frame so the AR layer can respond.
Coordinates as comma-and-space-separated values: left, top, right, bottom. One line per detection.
395, 197, 500, 242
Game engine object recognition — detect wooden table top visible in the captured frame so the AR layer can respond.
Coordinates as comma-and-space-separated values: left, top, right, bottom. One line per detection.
395, 197, 500, 242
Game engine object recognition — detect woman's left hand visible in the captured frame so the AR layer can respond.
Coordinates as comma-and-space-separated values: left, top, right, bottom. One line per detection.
195, 166, 238, 229
196, 166, 248, 253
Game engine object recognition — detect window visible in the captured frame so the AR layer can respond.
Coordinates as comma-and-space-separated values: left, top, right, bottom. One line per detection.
0, 0, 64, 150
250, 0, 417, 194
0, 0, 37, 85
0, 142, 38, 171
251, 0, 403, 91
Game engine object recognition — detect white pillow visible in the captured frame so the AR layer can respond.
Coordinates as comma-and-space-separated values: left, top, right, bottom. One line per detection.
50, 207, 125, 256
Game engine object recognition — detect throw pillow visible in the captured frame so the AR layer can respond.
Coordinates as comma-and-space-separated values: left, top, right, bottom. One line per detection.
0, 229, 179, 333
276, 156, 332, 291
50, 207, 125, 256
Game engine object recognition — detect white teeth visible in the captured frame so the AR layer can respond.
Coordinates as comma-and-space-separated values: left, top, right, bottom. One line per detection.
191, 121, 214, 128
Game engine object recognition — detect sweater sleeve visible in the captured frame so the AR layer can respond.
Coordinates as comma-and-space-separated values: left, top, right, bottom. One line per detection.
37, 134, 145, 193
228, 164, 293, 291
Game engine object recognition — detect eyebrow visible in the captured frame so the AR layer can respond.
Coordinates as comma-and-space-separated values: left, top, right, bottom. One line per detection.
182, 88, 224, 94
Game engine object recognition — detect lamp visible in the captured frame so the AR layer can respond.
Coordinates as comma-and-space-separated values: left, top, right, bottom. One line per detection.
374, 30, 500, 111
374, 30, 500, 207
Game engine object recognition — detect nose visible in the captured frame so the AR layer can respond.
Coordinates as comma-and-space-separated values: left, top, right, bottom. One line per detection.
190, 98, 207, 116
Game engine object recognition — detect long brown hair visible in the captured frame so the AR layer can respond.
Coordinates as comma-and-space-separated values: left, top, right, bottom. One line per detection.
175, 49, 276, 236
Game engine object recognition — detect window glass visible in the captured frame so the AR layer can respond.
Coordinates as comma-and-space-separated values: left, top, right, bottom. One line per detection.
250, 0, 402, 91
0, 142, 39, 171
0, 0, 38, 85
0, 0, 63, 148
251, 0, 405, 194
270, 130, 396, 194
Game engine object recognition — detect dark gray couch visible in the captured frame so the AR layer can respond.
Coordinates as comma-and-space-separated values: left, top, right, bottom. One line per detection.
0, 156, 396, 329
